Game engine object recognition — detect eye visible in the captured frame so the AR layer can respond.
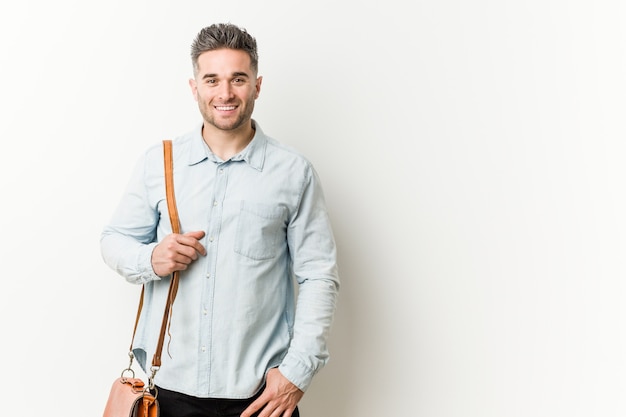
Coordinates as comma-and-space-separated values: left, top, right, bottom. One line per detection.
233, 78, 245, 84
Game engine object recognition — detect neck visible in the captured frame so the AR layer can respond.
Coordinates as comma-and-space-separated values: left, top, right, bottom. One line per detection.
202, 121, 255, 160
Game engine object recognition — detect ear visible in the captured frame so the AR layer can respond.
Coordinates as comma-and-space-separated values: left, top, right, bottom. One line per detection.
254, 76, 263, 99
189, 78, 199, 101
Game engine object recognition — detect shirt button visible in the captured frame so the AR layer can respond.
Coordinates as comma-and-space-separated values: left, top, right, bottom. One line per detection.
219, 169, 224, 174
209, 236, 214, 242
203, 309, 208, 315
213, 200, 218, 207
201, 346, 206, 352
206, 273, 210, 279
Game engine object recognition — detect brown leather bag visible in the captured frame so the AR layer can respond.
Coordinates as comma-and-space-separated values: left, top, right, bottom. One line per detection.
103, 377, 158, 417
103, 140, 181, 417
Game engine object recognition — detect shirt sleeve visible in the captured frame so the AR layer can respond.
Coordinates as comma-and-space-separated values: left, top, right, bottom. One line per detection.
100, 151, 162, 284
279, 164, 340, 391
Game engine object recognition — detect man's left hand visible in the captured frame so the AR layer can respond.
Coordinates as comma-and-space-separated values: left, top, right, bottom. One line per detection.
240, 368, 304, 417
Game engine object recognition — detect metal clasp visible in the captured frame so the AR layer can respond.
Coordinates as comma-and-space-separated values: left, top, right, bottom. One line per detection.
120, 351, 136, 380
148, 366, 160, 391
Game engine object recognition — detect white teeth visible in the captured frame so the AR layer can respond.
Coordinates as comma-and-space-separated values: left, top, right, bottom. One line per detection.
216, 106, 236, 110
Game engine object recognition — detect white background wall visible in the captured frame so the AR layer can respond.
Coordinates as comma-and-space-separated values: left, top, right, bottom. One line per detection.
1, 1, 624, 416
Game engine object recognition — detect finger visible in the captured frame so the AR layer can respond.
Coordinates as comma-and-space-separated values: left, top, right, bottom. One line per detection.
173, 239, 204, 259
175, 242, 203, 261
184, 230, 206, 239
258, 404, 280, 417
259, 402, 292, 417
178, 232, 207, 256
240, 395, 269, 417
171, 250, 197, 266
282, 406, 297, 417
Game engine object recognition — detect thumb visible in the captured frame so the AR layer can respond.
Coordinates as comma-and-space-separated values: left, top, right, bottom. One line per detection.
184, 230, 206, 239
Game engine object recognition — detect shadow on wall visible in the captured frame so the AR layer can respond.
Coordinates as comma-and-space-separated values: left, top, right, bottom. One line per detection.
299, 227, 357, 416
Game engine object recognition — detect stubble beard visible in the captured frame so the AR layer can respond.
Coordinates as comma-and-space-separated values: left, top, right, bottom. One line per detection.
200, 99, 255, 132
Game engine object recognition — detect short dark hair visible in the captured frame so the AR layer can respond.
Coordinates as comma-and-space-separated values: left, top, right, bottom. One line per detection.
190, 23, 258, 75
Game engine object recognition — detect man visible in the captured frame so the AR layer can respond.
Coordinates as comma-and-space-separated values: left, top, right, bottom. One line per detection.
100, 23, 340, 417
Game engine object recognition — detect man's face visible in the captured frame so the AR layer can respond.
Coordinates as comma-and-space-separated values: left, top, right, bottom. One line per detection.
189, 48, 262, 132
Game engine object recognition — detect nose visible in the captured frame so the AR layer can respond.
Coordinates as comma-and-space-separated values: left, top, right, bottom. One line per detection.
217, 82, 234, 100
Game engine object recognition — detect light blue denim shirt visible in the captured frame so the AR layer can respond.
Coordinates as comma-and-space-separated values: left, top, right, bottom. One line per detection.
100, 121, 339, 398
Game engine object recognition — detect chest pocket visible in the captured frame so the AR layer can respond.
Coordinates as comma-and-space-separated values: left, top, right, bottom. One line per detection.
234, 201, 287, 260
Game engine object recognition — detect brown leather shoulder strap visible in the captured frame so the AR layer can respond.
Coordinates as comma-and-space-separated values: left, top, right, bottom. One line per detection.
129, 140, 182, 371
163, 140, 181, 235
152, 139, 181, 367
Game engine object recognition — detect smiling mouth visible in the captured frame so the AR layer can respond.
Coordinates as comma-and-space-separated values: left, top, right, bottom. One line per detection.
215, 105, 236, 111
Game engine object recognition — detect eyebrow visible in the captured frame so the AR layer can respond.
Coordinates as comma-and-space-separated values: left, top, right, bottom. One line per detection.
201, 71, 250, 80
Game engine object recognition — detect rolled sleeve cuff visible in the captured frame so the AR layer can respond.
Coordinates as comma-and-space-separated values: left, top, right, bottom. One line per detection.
278, 356, 316, 392
134, 243, 162, 284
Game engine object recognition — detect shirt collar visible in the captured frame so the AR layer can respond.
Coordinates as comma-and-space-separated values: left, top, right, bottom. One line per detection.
188, 119, 267, 171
